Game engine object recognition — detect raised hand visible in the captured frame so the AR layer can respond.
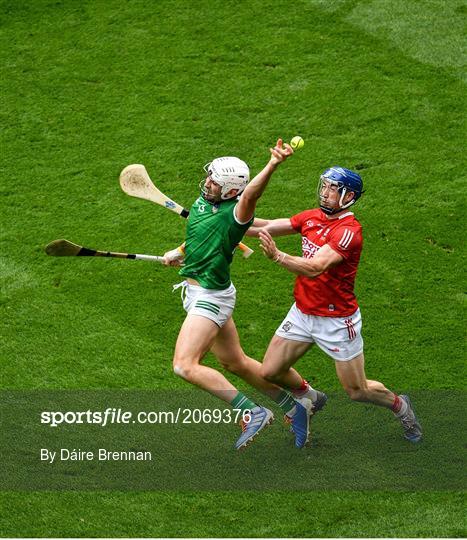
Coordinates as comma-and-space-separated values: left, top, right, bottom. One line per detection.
269, 138, 293, 166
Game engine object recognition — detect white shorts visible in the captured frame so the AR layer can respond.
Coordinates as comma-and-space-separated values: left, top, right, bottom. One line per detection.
175, 281, 236, 328
275, 303, 364, 361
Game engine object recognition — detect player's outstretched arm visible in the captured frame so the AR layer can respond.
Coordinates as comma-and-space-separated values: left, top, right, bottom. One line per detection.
246, 218, 295, 237
259, 230, 342, 278
235, 139, 292, 224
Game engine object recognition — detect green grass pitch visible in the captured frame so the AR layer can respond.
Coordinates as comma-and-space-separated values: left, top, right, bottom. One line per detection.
0, 0, 465, 537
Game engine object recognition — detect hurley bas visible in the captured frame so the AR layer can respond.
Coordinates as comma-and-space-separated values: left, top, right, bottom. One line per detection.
41, 448, 152, 463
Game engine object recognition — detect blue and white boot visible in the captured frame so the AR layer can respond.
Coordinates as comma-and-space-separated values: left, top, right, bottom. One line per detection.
235, 406, 274, 450
288, 399, 313, 448
285, 391, 328, 447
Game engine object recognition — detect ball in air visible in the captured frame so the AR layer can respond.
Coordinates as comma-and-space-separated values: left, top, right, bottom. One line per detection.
290, 136, 304, 150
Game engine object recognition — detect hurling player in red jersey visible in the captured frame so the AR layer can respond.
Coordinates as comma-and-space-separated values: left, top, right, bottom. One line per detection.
247, 166, 422, 444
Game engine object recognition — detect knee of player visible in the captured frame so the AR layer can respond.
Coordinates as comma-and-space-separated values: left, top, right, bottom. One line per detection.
173, 362, 191, 381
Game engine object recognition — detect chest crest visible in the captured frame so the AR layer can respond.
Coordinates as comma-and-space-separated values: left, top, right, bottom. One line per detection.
314, 223, 331, 237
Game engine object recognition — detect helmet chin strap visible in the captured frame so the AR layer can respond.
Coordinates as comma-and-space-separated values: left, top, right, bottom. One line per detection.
320, 188, 356, 215
338, 188, 357, 210
199, 179, 236, 203
199, 179, 216, 202
199, 179, 208, 197
319, 203, 338, 215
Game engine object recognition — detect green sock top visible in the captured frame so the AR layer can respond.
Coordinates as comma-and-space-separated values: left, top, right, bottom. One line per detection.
231, 392, 257, 412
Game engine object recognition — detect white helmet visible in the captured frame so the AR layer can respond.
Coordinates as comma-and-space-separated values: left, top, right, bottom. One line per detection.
203, 157, 250, 200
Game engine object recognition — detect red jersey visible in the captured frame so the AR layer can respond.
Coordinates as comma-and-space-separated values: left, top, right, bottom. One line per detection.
289, 208, 362, 317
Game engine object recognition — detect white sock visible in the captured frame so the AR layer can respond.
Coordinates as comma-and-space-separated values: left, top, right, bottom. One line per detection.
294, 386, 318, 402
285, 405, 297, 418
395, 397, 409, 417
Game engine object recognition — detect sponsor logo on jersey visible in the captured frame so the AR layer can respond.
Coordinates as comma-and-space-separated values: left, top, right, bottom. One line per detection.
198, 203, 206, 213
315, 223, 328, 236
302, 236, 320, 259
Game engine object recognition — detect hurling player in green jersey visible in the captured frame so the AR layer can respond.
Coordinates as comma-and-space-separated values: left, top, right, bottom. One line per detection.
163, 140, 314, 449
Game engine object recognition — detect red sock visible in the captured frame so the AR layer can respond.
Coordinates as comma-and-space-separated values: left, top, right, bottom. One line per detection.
391, 394, 402, 413
292, 378, 309, 396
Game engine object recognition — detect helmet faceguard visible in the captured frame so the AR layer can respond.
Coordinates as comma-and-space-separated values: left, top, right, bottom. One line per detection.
317, 166, 364, 215
202, 157, 250, 201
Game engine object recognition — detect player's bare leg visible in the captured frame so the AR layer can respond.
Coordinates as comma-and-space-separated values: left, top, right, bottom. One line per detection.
261, 336, 327, 404
173, 314, 238, 402
173, 314, 274, 449
261, 335, 312, 388
261, 335, 327, 447
211, 320, 313, 448
335, 353, 422, 442
334, 353, 395, 407
211, 318, 304, 433
211, 318, 302, 398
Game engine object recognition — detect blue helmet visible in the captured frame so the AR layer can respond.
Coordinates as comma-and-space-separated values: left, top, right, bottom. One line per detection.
318, 166, 364, 215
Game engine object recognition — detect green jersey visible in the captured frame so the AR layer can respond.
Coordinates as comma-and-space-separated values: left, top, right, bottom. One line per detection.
179, 195, 253, 290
